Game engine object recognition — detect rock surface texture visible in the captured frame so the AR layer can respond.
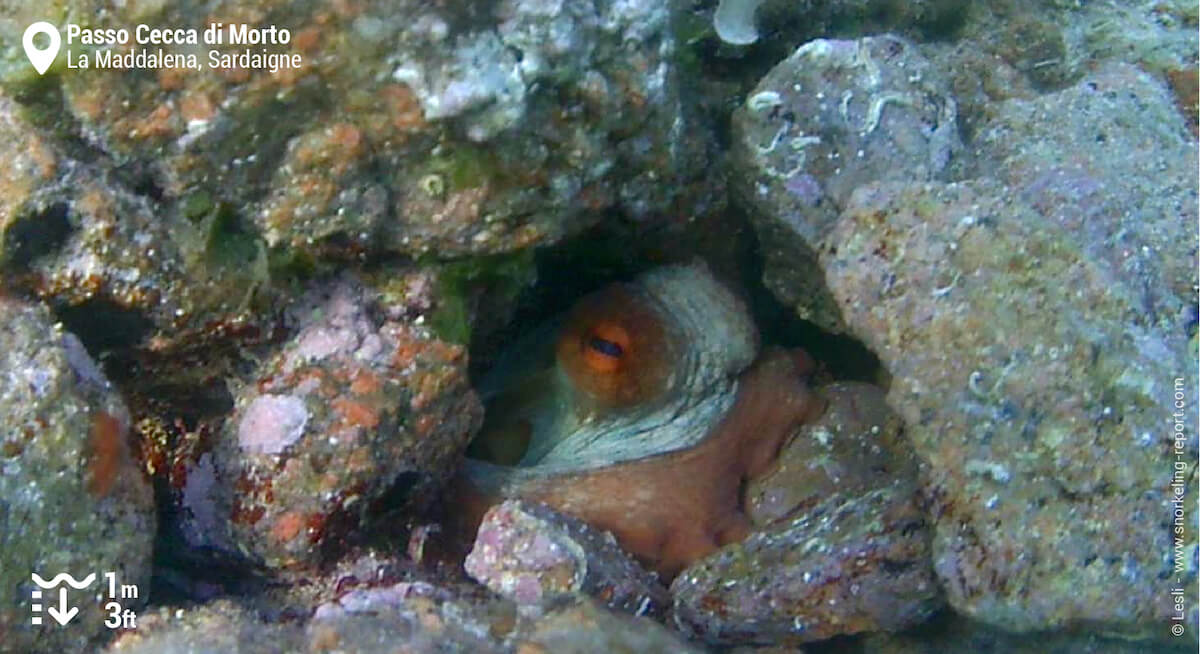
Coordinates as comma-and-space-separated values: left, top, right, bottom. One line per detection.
732, 35, 962, 333
178, 276, 482, 570
738, 45, 1198, 641
465, 500, 671, 617
0, 298, 155, 653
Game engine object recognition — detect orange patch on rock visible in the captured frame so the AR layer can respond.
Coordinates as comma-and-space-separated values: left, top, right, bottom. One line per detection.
180, 91, 216, 123
1166, 68, 1199, 136
292, 26, 322, 53
392, 341, 422, 369
87, 411, 127, 498
415, 413, 438, 438
328, 123, 363, 150
231, 500, 266, 526
67, 83, 107, 122
333, 397, 380, 429
331, 0, 366, 19
215, 60, 252, 84
156, 66, 189, 91
272, 511, 304, 542
383, 83, 427, 132
135, 104, 175, 140
349, 370, 382, 396
76, 185, 114, 220
27, 136, 58, 181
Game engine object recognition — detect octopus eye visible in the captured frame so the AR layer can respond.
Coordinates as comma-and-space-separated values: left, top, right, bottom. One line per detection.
588, 336, 624, 358
558, 286, 671, 407
581, 322, 631, 374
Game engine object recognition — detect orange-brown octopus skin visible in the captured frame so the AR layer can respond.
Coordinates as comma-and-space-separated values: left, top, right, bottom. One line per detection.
454, 348, 823, 580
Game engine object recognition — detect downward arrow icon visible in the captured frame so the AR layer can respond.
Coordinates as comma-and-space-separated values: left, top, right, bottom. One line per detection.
47, 588, 78, 626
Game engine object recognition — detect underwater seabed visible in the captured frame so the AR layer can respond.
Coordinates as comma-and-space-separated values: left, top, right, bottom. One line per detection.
0, 0, 1195, 651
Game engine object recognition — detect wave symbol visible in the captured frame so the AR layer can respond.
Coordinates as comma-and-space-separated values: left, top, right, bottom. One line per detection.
31, 573, 96, 589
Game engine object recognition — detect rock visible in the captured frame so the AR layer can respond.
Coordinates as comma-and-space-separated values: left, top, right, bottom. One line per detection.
0, 0, 714, 265
971, 62, 1196, 330
817, 62, 1198, 639
732, 34, 963, 333
673, 383, 939, 646
0, 90, 270, 347
112, 544, 519, 653
109, 580, 695, 654
465, 500, 670, 617
674, 484, 938, 646
106, 601, 305, 654
858, 611, 1196, 654
731, 23, 1196, 640
178, 276, 482, 570
308, 582, 510, 653
516, 596, 705, 654
0, 298, 155, 653
0, 0, 726, 356
919, 1, 1195, 146
823, 171, 1196, 636
745, 382, 917, 525
949, 0, 1198, 98
108, 583, 511, 654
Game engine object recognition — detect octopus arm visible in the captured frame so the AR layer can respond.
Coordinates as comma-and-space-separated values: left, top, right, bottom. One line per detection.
516, 347, 821, 579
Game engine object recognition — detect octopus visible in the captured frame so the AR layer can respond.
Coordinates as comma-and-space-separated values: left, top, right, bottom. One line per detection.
454, 263, 825, 579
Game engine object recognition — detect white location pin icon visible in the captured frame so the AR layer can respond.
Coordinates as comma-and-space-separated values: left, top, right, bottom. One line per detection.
22, 22, 61, 75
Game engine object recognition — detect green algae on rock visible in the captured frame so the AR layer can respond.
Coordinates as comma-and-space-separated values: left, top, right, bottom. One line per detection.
420, 249, 537, 346
0, 88, 277, 354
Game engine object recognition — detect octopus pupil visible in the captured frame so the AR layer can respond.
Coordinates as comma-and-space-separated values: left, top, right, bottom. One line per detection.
588, 336, 624, 358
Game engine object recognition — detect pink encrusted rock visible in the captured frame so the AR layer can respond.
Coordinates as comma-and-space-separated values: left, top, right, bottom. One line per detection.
237, 395, 309, 455
182, 275, 482, 571
465, 500, 669, 617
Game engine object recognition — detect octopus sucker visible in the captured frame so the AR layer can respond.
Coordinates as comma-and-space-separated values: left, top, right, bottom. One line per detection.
455, 262, 824, 579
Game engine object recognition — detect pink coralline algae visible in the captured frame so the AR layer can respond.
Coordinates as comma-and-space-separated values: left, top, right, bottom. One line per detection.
237, 394, 309, 455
